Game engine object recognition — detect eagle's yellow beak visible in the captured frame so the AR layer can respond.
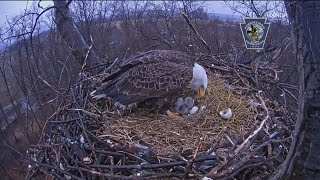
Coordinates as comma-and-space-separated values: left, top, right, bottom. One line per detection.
195, 87, 205, 99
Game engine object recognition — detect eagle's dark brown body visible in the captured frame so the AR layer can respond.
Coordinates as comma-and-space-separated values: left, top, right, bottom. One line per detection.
91, 50, 196, 106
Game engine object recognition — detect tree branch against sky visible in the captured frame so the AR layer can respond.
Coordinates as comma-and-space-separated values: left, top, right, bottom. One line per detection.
224, 0, 288, 23
0, 1, 233, 27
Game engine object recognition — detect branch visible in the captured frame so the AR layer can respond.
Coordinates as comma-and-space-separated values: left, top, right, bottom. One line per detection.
89, 155, 217, 170
206, 92, 270, 177
181, 11, 212, 55
1, 7, 55, 42
53, 0, 104, 69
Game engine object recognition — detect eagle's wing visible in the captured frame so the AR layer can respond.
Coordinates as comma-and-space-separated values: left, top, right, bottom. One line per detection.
100, 50, 194, 83
94, 61, 193, 105
120, 50, 194, 67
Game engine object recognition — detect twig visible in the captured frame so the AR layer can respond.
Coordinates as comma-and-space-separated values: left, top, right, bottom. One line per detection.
50, 118, 79, 124
181, 11, 212, 55
67, 108, 100, 118
183, 137, 203, 179
206, 92, 270, 177
38, 76, 70, 101
232, 92, 269, 156
89, 155, 217, 170
5, 144, 83, 180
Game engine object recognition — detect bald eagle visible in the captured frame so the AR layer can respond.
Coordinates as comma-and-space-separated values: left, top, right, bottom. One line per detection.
90, 50, 208, 109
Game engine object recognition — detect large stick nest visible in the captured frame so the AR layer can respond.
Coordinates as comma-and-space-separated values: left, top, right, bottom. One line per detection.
26, 56, 296, 180
96, 75, 256, 156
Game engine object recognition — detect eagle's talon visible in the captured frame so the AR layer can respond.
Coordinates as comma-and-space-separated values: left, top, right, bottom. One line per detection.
166, 110, 180, 117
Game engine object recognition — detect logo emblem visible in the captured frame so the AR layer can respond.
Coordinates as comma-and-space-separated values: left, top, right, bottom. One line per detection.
240, 18, 270, 49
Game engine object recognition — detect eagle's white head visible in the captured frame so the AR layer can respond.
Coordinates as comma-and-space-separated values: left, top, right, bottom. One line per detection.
189, 62, 208, 98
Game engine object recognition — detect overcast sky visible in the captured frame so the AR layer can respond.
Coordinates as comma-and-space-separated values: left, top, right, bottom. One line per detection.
0, 1, 234, 26
0, 1, 52, 26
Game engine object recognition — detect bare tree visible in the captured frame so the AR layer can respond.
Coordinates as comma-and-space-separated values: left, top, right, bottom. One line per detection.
272, 1, 320, 179
53, 0, 103, 69
224, 0, 283, 18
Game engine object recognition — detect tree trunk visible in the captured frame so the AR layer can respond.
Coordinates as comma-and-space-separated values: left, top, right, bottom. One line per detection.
272, 1, 320, 179
53, 0, 103, 69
